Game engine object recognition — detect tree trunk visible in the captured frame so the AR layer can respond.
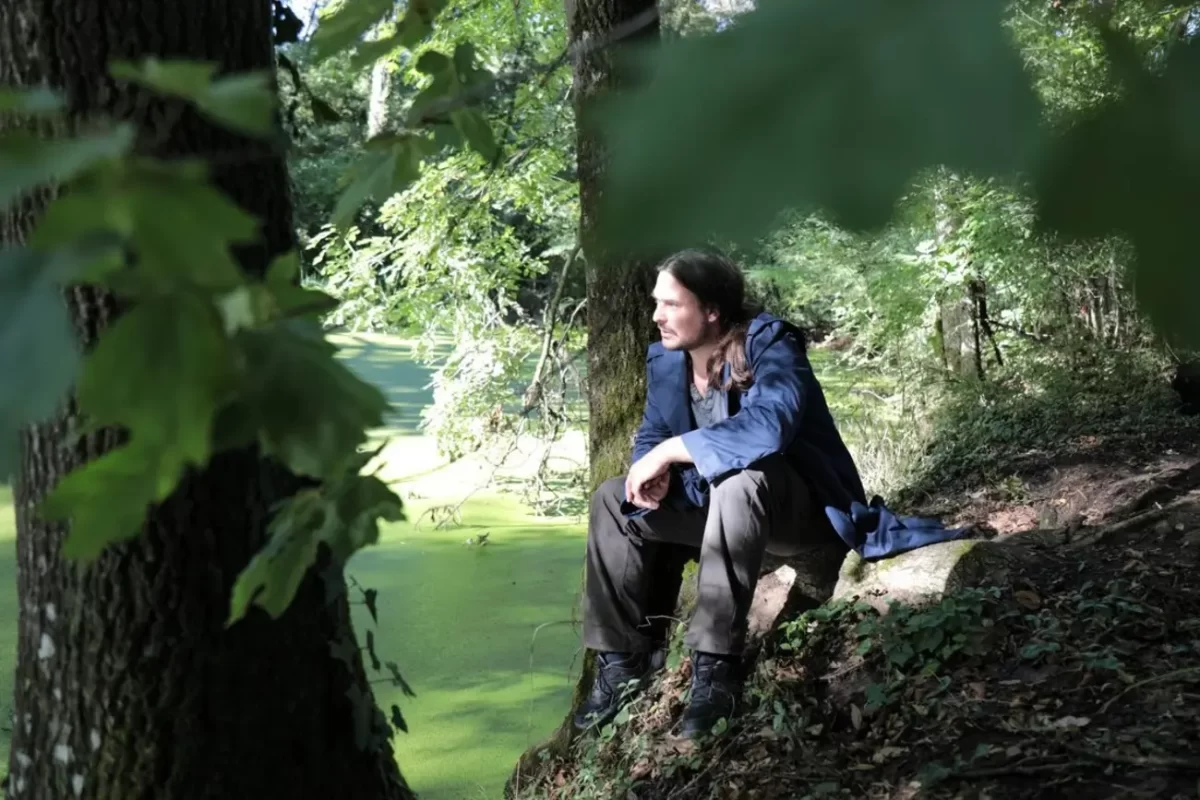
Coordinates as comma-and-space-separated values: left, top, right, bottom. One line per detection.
574, 0, 662, 492
365, 19, 393, 140
505, 1, 660, 795
366, 61, 392, 139
0, 2, 412, 798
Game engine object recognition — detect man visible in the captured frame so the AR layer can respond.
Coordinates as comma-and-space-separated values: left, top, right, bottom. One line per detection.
576, 248, 866, 738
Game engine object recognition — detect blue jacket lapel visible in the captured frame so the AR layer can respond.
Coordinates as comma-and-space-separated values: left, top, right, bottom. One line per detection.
656, 350, 692, 436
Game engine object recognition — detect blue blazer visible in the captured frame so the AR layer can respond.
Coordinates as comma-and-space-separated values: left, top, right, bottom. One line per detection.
625, 312, 867, 516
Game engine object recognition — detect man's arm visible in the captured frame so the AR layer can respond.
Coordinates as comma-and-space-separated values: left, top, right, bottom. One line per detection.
675, 321, 807, 481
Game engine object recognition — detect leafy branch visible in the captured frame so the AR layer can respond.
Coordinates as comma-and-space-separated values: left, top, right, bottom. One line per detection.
0, 59, 407, 623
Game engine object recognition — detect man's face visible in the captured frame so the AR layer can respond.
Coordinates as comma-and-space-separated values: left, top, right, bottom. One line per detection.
652, 271, 719, 351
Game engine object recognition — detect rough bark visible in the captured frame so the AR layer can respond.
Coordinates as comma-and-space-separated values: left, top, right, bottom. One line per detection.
1, 2, 411, 799
505, 2, 660, 796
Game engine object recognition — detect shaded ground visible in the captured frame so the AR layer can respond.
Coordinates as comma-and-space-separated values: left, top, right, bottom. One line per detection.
525, 481, 1200, 800
520, 358, 1200, 800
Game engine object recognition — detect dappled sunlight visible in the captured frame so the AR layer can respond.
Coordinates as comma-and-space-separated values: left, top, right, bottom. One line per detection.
335, 331, 587, 505
372, 432, 588, 506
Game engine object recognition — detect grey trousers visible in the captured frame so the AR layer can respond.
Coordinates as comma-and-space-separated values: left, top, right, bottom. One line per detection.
582, 454, 833, 656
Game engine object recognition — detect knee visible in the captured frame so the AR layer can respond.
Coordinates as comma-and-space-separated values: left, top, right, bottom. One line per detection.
591, 476, 627, 514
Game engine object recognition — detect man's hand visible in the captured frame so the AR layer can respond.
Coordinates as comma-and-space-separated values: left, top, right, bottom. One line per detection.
626, 454, 670, 510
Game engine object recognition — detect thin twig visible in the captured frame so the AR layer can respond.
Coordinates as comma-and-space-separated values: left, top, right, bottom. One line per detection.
956, 760, 1074, 779
1060, 742, 1200, 772
409, 6, 660, 126
1099, 666, 1200, 713
523, 245, 581, 413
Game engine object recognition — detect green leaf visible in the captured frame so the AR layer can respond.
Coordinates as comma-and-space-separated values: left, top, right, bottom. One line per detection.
330, 473, 403, 559
1034, 35, 1200, 347
408, 51, 457, 125
210, 400, 258, 454
452, 108, 497, 163
0, 248, 81, 479
390, 704, 409, 734
350, 34, 403, 70
228, 488, 334, 623
916, 626, 945, 654
450, 42, 493, 94
888, 641, 916, 668
218, 250, 337, 331
311, 0, 394, 63
237, 322, 389, 478
262, 250, 339, 318
309, 93, 343, 124
111, 58, 275, 136
0, 87, 64, 115
0, 125, 135, 210
350, 0, 448, 62
600, 0, 1043, 250
30, 183, 132, 250
332, 139, 422, 227
199, 72, 275, 136
42, 439, 184, 560
126, 164, 261, 291
77, 295, 234, 465
110, 59, 217, 96
35, 161, 257, 292
864, 683, 890, 712
267, 251, 300, 287
227, 471, 403, 624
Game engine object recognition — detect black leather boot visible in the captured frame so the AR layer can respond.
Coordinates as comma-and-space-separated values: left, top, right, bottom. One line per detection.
572, 651, 651, 731
678, 652, 742, 739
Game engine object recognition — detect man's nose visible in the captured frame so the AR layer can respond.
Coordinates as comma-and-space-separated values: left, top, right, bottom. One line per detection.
652, 306, 665, 324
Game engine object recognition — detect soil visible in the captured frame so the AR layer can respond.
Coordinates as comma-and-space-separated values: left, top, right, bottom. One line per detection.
524, 429, 1200, 800
915, 439, 1200, 535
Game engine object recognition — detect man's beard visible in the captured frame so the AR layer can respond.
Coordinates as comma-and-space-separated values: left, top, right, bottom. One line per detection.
661, 320, 721, 352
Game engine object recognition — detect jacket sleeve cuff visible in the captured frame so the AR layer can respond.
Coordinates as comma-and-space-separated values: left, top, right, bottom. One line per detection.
680, 429, 727, 482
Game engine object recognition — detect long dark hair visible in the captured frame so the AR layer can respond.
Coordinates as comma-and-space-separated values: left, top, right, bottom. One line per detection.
657, 248, 758, 393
